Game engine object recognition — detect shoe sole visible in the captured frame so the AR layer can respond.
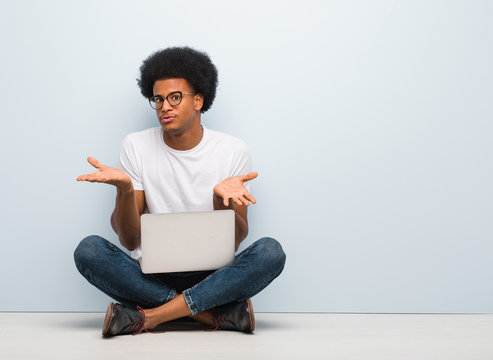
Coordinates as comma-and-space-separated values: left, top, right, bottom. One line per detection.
102, 302, 115, 337
246, 298, 255, 333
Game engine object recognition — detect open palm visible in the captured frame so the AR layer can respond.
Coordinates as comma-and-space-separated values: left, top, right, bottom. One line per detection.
77, 157, 132, 191
214, 172, 258, 206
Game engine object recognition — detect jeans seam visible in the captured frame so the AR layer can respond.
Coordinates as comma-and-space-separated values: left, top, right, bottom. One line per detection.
166, 288, 177, 303
182, 289, 199, 315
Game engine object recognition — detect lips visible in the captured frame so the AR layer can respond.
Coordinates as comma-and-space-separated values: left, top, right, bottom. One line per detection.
160, 116, 175, 123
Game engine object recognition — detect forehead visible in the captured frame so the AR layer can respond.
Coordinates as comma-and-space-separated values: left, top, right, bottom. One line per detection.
152, 78, 193, 95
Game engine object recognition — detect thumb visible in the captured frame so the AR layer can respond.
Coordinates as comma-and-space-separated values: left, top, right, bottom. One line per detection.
242, 172, 258, 182
87, 157, 106, 171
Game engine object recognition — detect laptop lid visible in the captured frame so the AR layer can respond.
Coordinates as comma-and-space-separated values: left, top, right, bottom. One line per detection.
140, 209, 235, 274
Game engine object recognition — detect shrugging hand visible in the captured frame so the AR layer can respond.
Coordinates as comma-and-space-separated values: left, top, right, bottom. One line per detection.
76, 157, 133, 192
214, 172, 258, 207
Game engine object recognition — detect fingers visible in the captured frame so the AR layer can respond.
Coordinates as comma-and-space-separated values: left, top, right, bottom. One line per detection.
233, 191, 257, 207
244, 192, 257, 204
77, 173, 92, 182
222, 194, 253, 207
76, 171, 102, 182
87, 157, 106, 171
77, 157, 108, 182
233, 196, 249, 206
241, 196, 251, 206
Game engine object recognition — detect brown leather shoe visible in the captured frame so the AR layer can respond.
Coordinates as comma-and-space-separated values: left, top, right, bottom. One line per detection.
211, 298, 255, 333
102, 302, 146, 337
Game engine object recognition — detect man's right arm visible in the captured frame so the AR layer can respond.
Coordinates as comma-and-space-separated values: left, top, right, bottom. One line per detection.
110, 188, 146, 251
77, 156, 146, 251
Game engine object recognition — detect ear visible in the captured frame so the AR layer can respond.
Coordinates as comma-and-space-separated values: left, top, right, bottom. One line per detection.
194, 94, 204, 111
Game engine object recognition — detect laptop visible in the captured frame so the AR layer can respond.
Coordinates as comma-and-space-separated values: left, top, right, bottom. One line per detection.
139, 209, 235, 274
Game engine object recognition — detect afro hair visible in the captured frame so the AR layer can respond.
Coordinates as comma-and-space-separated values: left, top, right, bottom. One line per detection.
137, 46, 218, 113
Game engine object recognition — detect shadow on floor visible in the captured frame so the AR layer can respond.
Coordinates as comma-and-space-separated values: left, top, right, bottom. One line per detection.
60, 316, 102, 330
66, 315, 208, 331
65, 313, 284, 332
255, 318, 285, 330
154, 317, 209, 331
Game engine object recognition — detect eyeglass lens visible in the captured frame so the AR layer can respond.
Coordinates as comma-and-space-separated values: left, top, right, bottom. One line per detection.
150, 92, 183, 109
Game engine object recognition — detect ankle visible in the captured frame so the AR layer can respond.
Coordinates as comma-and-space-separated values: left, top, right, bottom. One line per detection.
142, 309, 159, 330
190, 310, 215, 326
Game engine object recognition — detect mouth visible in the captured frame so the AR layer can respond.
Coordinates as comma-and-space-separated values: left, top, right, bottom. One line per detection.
160, 115, 175, 124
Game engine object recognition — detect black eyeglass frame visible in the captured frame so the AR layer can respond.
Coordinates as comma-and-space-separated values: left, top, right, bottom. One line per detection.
149, 91, 196, 110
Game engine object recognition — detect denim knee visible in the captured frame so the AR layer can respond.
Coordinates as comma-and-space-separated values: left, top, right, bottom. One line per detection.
73, 235, 107, 270
256, 237, 286, 274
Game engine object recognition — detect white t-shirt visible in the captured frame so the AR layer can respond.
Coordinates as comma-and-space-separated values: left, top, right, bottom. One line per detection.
119, 126, 252, 260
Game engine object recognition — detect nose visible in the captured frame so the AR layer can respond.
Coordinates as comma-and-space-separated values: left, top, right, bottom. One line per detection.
159, 99, 174, 114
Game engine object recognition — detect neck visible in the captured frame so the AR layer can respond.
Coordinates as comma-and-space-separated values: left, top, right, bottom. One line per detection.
163, 121, 203, 151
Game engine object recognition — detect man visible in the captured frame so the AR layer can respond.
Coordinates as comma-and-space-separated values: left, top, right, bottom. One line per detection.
74, 46, 286, 337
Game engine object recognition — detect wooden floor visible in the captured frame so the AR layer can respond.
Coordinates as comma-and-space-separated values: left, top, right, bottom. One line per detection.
1, 312, 492, 359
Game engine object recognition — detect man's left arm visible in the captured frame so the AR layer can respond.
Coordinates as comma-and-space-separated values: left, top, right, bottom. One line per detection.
213, 172, 258, 251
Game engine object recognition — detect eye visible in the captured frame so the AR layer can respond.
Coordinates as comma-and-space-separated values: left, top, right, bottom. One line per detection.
154, 97, 163, 103
171, 94, 180, 101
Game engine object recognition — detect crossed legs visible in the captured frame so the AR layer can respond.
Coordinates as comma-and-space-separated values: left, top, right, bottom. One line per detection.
74, 235, 286, 330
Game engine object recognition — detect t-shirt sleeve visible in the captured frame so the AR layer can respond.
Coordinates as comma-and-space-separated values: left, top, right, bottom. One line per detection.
119, 136, 144, 191
230, 140, 253, 191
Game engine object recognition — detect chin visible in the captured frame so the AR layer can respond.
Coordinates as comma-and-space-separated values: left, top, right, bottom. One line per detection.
161, 123, 184, 135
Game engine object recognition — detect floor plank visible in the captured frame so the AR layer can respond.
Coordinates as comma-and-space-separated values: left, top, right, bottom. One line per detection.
1, 313, 492, 359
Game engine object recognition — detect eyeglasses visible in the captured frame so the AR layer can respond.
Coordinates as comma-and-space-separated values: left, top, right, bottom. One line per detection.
149, 91, 196, 110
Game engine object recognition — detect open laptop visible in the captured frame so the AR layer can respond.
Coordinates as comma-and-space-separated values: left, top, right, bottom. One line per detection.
139, 209, 235, 274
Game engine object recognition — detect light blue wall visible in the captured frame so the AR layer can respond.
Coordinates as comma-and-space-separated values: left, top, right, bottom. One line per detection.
1, 0, 492, 312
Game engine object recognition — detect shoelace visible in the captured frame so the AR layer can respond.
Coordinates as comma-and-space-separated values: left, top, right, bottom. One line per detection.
128, 306, 146, 335
208, 310, 228, 331
129, 306, 164, 336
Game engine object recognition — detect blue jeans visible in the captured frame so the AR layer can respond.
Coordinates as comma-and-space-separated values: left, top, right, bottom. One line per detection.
74, 235, 286, 315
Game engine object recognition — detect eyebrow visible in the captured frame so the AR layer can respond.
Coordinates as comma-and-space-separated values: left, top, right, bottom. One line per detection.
153, 90, 182, 97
